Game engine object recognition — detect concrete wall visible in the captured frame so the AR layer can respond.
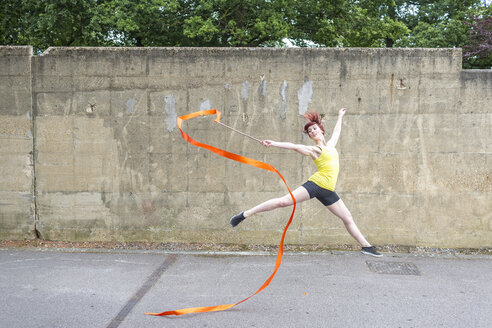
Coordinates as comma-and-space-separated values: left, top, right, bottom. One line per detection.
0, 46, 490, 248
0, 46, 34, 239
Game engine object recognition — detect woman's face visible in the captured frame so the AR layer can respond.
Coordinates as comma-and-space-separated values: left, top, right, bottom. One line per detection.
307, 124, 323, 140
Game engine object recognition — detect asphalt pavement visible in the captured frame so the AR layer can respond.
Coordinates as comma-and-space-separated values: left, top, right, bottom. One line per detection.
1, 248, 491, 328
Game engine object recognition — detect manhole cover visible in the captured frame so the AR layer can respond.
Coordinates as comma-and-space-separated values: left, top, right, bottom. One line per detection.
366, 261, 421, 275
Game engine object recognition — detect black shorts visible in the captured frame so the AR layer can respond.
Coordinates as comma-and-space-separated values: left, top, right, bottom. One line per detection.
301, 181, 340, 206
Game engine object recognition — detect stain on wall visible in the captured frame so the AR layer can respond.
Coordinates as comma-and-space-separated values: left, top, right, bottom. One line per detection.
298, 80, 313, 115
279, 80, 288, 120
164, 95, 177, 132
241, 81, 250, 101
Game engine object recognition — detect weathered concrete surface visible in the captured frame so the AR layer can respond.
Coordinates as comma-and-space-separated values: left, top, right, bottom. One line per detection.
0, 46, 491, 248
1, 249, 491, 328
0, 46, 34, 239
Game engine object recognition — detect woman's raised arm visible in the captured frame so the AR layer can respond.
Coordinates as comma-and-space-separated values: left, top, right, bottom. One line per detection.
327, 108, 347, 147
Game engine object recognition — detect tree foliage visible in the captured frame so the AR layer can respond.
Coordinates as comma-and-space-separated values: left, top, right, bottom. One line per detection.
463, 12, 492, 68
393, 0, 483, 47
0, 0, 490, 67
181, 0, 293, 46
0, 0, 105, 50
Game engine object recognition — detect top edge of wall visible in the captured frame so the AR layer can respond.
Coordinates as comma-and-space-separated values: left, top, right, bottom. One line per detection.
462, 69, 492, 73
40, 46, 462, 57
0, 45, 33, 56
461, 69, 492, 82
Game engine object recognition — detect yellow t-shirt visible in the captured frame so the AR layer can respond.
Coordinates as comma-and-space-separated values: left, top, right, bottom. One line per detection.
308, 147, 339, 191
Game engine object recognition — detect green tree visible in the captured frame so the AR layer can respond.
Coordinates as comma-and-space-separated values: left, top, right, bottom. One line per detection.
393, 0, 484, 48
7, 0, 294, 48
287, 1, 410, 48
287, 0, 351, 47
96, 0, 196, 47
343, 0, 410, 47
0, 0, 111, 52
0, 0, 26, 45
180, 0, 293, 46
1, 0, 490, 68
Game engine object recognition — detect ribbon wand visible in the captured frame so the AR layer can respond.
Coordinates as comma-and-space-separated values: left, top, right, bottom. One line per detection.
214, 120, 262, 143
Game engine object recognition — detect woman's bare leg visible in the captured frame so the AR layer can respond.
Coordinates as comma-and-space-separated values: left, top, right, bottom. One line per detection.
327, 199, 371, 247
243, 186, 311, 218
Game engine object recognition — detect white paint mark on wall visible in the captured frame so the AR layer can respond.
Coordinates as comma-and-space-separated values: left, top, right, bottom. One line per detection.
126, 99, 136, 114
241, 81, 250, 100
200, 99, 211, 111
280, 80, 288, 102
279, 80, 288, 120
72, 131, 77, 149
23, 155, 32, 177
297, 80, 313, 115
416, 115, 438, 195
164, 95, 177, 132
259, 80, 267, 97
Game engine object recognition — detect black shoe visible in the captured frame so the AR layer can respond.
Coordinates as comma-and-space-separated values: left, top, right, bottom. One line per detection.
230, 212, 246, 227
361, 246, 383, 257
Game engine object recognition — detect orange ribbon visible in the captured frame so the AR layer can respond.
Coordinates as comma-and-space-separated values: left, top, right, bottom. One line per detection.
145, 109, 296, 316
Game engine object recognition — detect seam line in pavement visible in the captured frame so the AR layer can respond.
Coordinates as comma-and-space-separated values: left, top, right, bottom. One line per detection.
106, 253, 178, 328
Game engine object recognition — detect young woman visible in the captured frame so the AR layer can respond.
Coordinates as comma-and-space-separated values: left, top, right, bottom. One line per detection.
230, 108, 382, 257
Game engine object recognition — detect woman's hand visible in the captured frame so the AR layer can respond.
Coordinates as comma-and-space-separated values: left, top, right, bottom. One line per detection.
261, 140, 273, 147
339, 108, 348, 117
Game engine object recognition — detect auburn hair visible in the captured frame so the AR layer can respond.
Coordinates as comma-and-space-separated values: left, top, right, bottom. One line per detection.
303, 111, 325, 134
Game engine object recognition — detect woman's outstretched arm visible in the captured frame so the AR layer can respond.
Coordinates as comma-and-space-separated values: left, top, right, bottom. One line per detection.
261, 140, 317, 157
327, 108, 347, 147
